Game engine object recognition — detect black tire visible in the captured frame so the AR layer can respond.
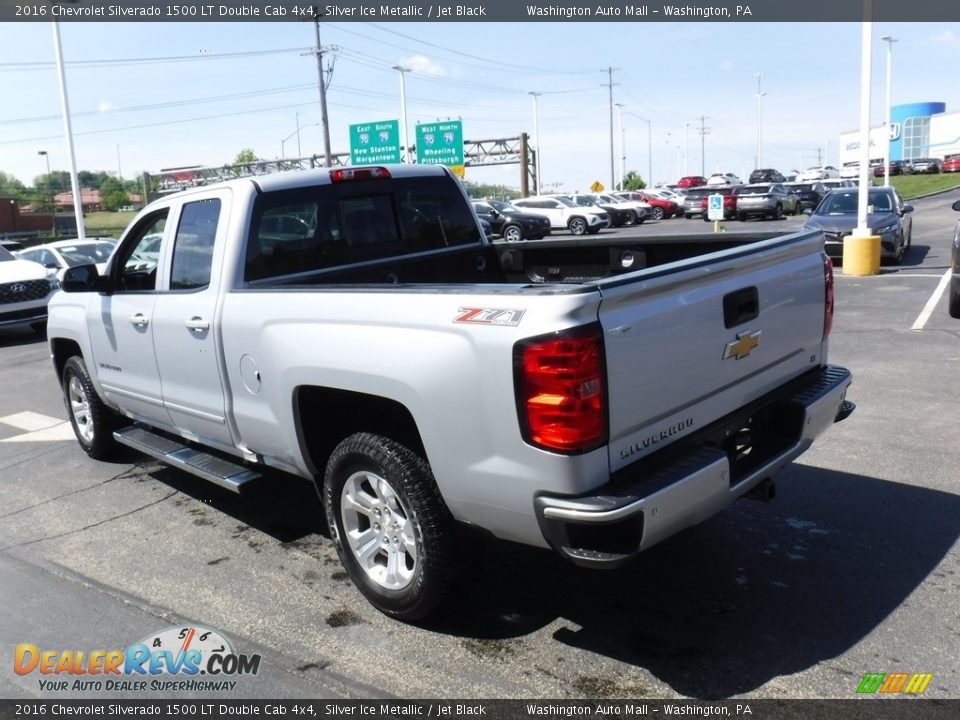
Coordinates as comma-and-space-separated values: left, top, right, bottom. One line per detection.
501, 224, 523, 243
737, 213, 747, 222
622, 211, 637, 226
650, 207, 665, 221
324, 432, 458, 621
949, 277, 960, 319
773, 205, 784, 220
61, 356, 124, 460
891, 233, 905, 264
568, 217, 588, 236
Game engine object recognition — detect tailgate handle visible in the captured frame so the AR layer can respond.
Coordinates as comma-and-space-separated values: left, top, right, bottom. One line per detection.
724, 287, 759, 328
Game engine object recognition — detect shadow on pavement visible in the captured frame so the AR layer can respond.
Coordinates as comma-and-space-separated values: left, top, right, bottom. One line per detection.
427, 464, 960, 698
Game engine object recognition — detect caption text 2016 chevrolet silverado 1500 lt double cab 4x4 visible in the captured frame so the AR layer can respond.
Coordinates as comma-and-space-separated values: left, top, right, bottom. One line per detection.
48, 165, 854, 621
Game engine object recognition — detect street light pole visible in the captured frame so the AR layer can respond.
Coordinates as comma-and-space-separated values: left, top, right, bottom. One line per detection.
51, 21, 85, 242
881, 35, 897, 187
754, 72, 765, 169
614, 103, 625, 190
392, 65, 411, 163
38, 150, 54, 236
528, 91, 542, 194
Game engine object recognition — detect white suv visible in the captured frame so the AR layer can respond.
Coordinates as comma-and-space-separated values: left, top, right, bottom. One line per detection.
512, 196, 609, 235
0, 245, 59, 333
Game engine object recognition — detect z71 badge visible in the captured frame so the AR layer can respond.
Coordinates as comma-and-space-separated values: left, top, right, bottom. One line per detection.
454, 307, 525, 326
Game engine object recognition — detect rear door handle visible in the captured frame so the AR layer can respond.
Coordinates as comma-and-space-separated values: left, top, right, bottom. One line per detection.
129, 313, 149, 328
184, 316, 210, 332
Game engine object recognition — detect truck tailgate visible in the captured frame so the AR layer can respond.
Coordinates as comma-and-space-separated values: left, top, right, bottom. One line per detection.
597, 230, 828, 473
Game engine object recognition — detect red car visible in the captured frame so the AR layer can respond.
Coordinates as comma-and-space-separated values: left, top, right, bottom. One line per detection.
676, 175, 708, 189
943, 155, 960, 173
873, 161, 908, 177
699, 187, 739, 221
615, 191, 679, 220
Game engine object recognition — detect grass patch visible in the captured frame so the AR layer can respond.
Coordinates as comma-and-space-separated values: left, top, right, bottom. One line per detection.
880, 174, 960, 200
83, 210, 137, 236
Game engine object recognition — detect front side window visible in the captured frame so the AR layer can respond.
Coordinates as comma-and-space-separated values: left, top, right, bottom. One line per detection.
114, 213, 168, 292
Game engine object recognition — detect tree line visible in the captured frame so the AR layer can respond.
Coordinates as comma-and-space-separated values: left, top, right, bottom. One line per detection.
0, 170, 145, 212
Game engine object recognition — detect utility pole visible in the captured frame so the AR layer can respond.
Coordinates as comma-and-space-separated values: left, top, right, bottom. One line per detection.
698, 116, 710, 177
684, 122, 690, 175
312, 19, 333, 167
603, 67, 620, 190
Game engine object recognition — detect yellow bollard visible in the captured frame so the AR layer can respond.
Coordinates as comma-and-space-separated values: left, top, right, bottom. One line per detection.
842, 234, 881, 276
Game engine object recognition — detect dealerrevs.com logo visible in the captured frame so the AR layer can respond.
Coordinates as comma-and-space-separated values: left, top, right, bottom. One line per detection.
14, 625, 261, 693
856, 672, 933, 696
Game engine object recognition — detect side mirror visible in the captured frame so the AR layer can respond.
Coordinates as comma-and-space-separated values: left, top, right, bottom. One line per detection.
61, 264, 109, 293
44, 262, 60, 269
901, 205, 914, 214
952, 200, 960, 212
803, 209, 813, 215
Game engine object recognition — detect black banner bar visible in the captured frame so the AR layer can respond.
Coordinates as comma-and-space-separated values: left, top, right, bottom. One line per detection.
1, 699, 958, 720
1, 0, 960, 23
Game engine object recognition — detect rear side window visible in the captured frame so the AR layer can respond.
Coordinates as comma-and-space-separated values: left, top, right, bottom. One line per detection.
245, 176, 481, 282
170, 198, 220, 290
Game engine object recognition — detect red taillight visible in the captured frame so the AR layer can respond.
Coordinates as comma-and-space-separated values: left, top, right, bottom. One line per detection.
330, 167, 391, 182
515, 327, 607, 454
823, 254, 835, 338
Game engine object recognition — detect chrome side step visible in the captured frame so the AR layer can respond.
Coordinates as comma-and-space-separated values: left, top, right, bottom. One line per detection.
113, 425, 260, 493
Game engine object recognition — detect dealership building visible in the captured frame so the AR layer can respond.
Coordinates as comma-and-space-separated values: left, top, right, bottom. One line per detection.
838, 102, 960, 166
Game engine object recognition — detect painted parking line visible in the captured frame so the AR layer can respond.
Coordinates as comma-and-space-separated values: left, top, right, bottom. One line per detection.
0, 412, 74, 444
911, 269, 952, 331
0, 412, 64, 432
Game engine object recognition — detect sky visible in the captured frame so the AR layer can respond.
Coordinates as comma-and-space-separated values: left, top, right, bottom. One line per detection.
2, 20, 959, 194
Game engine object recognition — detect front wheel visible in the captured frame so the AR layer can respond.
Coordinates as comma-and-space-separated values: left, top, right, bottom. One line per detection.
62, 356, 124, 460
949, 277, 960, 319
622, 211, 637, 226
501, 224, 523, 243
773, 205, 784, 220
324, 433, 458, 621
650, 207, 665, 221
568, 217, 588, 236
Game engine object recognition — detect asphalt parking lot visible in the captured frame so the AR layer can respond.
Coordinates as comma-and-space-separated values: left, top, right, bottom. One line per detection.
1, 192, 958, 702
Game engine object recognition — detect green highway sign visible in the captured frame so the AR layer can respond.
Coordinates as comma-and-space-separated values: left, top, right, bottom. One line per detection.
349, 120, 401, 165
415, 121, 464, 166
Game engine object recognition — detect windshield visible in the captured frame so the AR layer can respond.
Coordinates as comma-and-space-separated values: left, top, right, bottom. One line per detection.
57, 242, 115, 267
571, 196, 596, 207
817, 191, 893, 214
489, 199, 521, 213
554, 197, 577, 208
0, 246, 15, 262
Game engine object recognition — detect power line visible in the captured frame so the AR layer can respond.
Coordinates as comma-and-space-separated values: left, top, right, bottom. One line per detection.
0, 47, 312, 71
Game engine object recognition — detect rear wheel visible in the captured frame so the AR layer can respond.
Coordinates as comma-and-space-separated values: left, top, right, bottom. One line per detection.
622, 211, 637, 226
773, 205, 784, 220
324, 433, 458, 621
501, 224, 523, 243
62, 356, 124, 460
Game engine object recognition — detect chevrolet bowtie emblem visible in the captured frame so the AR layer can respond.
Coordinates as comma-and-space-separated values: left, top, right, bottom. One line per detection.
723, 330, 762, 360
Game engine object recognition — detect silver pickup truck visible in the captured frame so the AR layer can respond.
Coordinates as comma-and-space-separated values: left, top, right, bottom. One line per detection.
47, 165, 854, 621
